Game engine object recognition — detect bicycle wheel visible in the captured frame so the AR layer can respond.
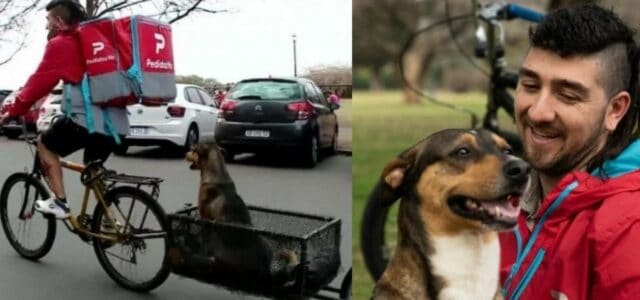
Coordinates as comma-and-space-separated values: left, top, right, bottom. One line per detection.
360, 192, 400, 281
92, 186, 170, 292
0, 173, 57, 260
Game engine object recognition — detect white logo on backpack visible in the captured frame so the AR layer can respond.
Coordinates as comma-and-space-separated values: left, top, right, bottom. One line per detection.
92, 42, 105, 56
155, 33, 165, 54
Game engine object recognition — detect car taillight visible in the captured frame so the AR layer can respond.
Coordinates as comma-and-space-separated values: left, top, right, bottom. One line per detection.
219, 99, 237, 120
287, 100, 315, 120
167, 105, 186, 117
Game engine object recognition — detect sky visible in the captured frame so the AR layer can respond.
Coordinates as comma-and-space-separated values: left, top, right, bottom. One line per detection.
0, 0, 352, 88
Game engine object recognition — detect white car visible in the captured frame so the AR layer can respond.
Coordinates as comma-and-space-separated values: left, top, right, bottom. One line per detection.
36, 89, 64, 133
117, 83, 219, 155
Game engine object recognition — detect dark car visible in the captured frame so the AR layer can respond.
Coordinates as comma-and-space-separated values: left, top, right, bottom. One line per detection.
215, 77, 340, 167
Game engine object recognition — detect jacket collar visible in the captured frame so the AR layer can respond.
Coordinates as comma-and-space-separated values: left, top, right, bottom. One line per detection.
523, 139, 640, 220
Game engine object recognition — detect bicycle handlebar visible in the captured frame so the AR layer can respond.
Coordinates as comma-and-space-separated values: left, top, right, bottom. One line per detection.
504, 3, 544, 23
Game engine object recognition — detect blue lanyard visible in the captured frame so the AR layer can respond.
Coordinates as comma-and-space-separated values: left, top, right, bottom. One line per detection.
503, 180, 579, 299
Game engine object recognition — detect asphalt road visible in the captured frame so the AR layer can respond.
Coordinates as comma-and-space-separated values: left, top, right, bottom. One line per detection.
0, 135, 352, 300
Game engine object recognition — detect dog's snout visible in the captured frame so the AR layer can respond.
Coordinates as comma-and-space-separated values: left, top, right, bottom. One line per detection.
504, 159, 531, 183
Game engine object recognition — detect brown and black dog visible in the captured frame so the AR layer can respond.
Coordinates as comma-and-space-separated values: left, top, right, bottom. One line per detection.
371, 129, 530, 300
185, 143, 299, 285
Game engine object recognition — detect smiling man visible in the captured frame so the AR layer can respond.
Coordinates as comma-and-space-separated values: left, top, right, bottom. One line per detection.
499, 4, 640, 300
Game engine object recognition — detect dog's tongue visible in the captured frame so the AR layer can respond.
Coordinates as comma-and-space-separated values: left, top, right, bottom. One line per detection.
480, 195, 521, 221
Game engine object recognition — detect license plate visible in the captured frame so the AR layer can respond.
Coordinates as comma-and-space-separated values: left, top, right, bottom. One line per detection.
245, 130, 270, 138
130, 127, 148, 136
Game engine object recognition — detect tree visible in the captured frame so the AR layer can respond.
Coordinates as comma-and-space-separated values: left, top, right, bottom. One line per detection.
303, 65, 353, 98
354, 0, 473, 103
0, 0, 227, 66
176, 74, 221, 92
0, 1, 42, 66
353, 0, 421, 91
81, 0, 227, 24
303, 65, 352, 85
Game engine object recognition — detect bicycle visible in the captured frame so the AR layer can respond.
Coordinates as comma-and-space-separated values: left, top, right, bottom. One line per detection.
359, 1, 545, 280
0, 121, 171, 292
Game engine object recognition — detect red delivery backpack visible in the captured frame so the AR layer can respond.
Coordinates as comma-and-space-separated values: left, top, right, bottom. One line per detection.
115, 16, 176, 106
64, 15, 176, 143
77, 17, 137, 107
74, 15, 176, 108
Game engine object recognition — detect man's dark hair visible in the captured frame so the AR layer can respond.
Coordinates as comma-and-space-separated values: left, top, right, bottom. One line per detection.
46, 0, 88, 25
529, 4, 640, 174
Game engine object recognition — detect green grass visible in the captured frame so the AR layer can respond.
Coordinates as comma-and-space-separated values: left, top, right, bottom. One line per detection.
352, 90, 517, 299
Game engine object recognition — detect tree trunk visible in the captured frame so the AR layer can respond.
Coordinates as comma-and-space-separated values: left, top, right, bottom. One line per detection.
401, 42, 432, 105
370, 66, 384, 90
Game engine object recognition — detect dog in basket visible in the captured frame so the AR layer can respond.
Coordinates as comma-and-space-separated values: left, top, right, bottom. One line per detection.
185, 142, 299, 285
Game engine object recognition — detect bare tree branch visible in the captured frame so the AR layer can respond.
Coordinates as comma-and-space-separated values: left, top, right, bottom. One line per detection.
95, 0, 129, 17
168, 0, 202, 24
0, 0, 40, 65
0, 37, 26, 66
0, 0, 228, 65
0, 1, 13, 15
195, 7, 228, 14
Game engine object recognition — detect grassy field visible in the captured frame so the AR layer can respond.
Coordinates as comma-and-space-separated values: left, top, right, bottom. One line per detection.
352, 90, 517, 299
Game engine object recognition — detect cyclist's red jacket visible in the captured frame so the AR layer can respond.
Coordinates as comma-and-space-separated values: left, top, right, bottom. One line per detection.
499, 140, 640, 300
8, 27, 83, 117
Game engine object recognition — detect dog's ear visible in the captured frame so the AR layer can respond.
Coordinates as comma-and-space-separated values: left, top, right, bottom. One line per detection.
377, 148, 417, 206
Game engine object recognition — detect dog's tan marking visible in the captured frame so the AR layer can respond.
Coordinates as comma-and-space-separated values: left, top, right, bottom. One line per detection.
459, 133, 480, 148
457, 155, 505, 199
491, 133, 510, 150
416, 155, 507, 237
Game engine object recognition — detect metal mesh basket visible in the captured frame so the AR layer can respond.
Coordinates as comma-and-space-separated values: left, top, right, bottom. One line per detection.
167, 206, 341, 298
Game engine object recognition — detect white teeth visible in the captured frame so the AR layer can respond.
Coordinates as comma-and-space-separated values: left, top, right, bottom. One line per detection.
495, 207, 500, 217
531, 128, 558, 138
466, 199, 478, 209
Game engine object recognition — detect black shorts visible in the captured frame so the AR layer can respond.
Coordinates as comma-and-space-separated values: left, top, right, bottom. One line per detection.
40, 117, 116, 164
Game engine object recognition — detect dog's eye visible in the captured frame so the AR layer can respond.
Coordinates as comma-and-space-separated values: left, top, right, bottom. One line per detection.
503, 148, 514, 155
455, 147, 471, 157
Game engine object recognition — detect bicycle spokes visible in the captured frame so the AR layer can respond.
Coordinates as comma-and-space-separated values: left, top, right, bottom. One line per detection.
93, 187, 169, 291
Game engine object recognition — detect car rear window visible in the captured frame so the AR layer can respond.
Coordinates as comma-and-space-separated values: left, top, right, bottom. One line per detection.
228, 80, 302, 101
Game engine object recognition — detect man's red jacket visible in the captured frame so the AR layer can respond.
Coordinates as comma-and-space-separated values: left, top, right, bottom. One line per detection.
8, 28, 83, 117
500, 140, 640, 300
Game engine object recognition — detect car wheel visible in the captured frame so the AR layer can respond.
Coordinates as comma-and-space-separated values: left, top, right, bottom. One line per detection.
301, 134, 319, 168
113, 142, 129, 156
183, 124, 199, 152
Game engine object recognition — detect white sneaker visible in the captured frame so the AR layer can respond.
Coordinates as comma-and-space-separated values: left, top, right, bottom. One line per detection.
35, 197, 70, 219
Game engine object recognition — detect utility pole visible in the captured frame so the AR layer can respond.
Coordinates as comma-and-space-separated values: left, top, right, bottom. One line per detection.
292, 34, 297, 77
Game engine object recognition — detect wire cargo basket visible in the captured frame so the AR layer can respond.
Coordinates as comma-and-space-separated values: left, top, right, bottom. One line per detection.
166, 205, 342, 298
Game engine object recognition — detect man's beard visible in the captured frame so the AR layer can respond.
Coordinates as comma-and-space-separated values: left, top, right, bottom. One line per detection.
47, 29, 58, 40
524, 120, 605, 178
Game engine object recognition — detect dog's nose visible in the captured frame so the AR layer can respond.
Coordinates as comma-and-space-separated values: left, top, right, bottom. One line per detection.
504, 159, 531, 183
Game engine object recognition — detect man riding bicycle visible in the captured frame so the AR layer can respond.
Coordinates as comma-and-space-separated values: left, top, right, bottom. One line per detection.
0, 0, 129, 219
